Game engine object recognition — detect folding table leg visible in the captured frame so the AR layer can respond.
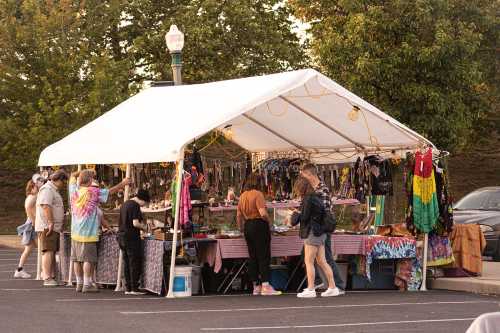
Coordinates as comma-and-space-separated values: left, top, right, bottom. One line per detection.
285, 258, 302, 291
217, 263, 237, 293
223, 260, 247, 294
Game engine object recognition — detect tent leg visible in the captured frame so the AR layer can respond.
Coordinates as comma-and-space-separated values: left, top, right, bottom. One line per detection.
36, 166, 43, 280
66, 164, 82, 286
167, 149, 185, 298
115, 164, 131, 292
420, 233, 429, 291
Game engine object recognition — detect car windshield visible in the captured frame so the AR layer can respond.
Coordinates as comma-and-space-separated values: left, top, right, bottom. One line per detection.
454, 189, 500, 211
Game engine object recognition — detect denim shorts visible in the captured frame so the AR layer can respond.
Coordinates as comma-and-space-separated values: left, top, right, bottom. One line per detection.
304, 232, 326, 247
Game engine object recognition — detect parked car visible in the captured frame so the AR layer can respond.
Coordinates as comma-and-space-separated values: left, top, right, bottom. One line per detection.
453, 187, 500, 261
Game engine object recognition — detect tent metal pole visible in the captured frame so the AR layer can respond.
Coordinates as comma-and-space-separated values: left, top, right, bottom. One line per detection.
115, 164, 131, 292
66, 164, 82, 286
36, 166, 43, 280
279, 96, 366, 150
420, 233, 429, 291
167, 148, 185, 298
242, 114, 307, 152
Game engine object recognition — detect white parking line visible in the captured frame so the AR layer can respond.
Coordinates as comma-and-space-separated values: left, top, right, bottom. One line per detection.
119, 301, 495, 315
1, 288, 71, 291
200, 318, 477, 331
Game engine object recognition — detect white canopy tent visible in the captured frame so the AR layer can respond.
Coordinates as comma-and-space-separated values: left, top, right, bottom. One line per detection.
38, 69, 435, 167
38, 68, 436, 296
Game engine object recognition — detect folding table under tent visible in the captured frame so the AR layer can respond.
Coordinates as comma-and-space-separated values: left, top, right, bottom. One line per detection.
38, 68, 438, 296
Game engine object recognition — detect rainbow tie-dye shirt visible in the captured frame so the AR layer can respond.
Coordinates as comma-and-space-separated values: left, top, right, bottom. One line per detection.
69, 180, 109, 242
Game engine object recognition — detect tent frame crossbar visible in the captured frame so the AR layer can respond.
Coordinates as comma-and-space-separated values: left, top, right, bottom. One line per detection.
241, 114, 308, 152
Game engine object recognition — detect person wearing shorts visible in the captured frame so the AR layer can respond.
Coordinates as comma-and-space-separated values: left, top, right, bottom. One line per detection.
69, 170, 130, 293
35, 170, 67, 287
290, 177, 340, 298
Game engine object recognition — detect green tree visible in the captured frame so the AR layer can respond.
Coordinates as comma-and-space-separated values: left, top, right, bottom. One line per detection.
290, 0, 499, 151
0, 0, 305, 169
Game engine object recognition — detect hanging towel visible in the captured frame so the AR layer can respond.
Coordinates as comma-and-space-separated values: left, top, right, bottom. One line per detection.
412, 149, 439, 233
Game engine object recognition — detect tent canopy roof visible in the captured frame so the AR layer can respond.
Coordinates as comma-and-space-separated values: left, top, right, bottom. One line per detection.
38, 69, 435, 166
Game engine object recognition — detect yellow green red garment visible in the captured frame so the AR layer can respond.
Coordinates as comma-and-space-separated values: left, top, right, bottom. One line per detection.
412, 149, 439, 233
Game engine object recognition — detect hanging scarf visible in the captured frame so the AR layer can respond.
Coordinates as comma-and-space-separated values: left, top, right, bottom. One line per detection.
412, 149, 439, 233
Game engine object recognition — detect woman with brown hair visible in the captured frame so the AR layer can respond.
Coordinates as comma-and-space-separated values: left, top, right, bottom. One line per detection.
14, 174, 45, 278
237, 173, 281, 296
291, 177, 339, 298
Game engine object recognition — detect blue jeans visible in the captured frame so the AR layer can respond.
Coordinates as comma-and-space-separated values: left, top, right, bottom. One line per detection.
315, 233, 346, 290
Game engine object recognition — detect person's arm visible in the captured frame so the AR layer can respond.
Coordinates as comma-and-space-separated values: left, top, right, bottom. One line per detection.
131, 205, 147, 231
26, 197, 36, 224
299, 196, 313, 226
256, 192, 269, 223
236, 206, 244, 232
109, 178, 131, 195
132, 219, 148, 232
41, 204, 54, 235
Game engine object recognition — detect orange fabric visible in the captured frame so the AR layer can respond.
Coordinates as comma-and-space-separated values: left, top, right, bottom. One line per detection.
237, 190, 266, 220
450, 224, 486, 274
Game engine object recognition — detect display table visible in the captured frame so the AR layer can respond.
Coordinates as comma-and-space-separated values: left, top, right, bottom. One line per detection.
59, 232, 419, 294
208, 199, 360, 213
206, 234, 369, 273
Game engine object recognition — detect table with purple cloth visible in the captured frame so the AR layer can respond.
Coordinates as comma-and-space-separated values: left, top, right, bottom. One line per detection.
201, 234, 367, 273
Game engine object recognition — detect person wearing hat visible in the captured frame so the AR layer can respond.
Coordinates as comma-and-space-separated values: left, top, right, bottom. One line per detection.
35, 169, 68, 286
118, 189, 150, 295
14, 174, 46, 279
69, 170, 131, 293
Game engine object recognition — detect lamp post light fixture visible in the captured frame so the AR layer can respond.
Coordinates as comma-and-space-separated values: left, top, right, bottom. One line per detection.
165, 24, 184, 85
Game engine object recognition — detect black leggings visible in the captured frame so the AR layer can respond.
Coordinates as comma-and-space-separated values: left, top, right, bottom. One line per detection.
244, 219, 271, 283
118, 236, 142, 292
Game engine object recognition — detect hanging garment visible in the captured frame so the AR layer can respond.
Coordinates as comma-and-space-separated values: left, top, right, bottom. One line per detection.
412, 149, 439, 233
434, 161, 454, 234
450, 224, 486, 275
373, 195, 385, 226
171, 173, 192, 226
427, 234, 454, 267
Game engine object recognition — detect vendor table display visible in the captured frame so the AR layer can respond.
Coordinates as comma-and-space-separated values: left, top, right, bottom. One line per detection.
208, 199, 360, 213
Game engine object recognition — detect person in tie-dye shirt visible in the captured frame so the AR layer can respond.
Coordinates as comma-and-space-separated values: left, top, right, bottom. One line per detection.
69, 169, 130, 293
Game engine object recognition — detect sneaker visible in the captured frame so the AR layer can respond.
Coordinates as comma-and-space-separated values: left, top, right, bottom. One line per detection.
82, 285, 99, 293
43, 279, 58, 287
129, 290, 146, 295
252, 285, 262, 296
338, 289, 346, 295
75, 284, 83, 292
297, 288, 317, 298
124, 291, 133, 295
261, 285, 282, 296
321, 287, 341, 297
14, 270, 31, 279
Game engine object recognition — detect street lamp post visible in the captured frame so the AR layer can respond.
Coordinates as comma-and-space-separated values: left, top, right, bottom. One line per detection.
165, 25, 184, 85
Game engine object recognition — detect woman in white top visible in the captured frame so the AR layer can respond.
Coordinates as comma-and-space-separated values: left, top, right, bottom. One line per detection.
14, 175, 44, 278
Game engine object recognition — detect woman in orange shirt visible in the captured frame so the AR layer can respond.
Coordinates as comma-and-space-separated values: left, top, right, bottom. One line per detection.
237, 173, 281, 296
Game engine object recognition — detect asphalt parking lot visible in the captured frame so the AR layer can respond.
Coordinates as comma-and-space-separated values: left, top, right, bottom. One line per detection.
1, 246, 499, 333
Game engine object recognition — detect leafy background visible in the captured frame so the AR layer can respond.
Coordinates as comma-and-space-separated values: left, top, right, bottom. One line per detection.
0, 0, 498, 232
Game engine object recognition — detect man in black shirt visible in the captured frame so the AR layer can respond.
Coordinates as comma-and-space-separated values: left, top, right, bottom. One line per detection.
118, 189, 150, 295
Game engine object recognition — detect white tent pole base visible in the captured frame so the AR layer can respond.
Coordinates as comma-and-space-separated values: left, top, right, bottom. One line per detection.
36, 233, 42, 280
115, 164, 131, 292
114, 250, 124, 292
167, 149, 185, 298
420, 233, 429, 291
67, 261, 74, 286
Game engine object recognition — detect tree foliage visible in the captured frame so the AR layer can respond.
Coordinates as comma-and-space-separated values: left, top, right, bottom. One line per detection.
0, 0, 305, 169
290, 0, 499, 151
